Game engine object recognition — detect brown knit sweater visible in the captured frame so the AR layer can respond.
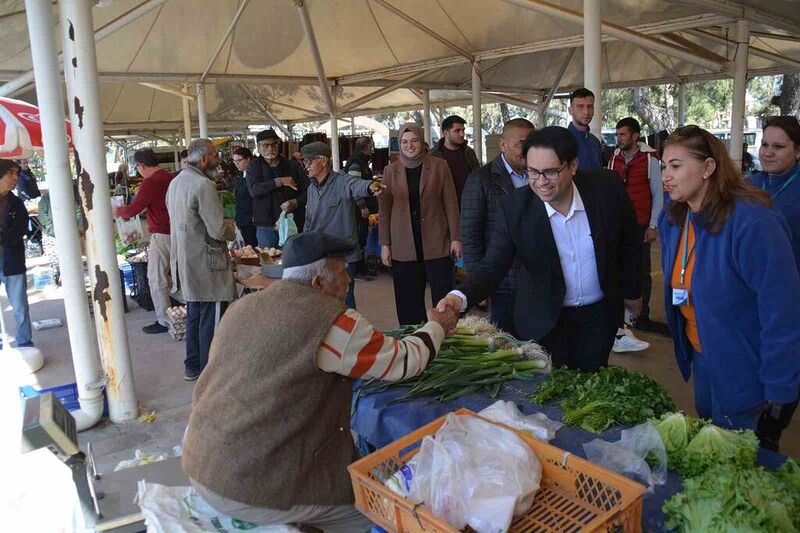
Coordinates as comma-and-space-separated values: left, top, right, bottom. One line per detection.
182, 280, 357, 509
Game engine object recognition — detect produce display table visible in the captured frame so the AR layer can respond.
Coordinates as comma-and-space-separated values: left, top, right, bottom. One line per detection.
350, 376, 788, 531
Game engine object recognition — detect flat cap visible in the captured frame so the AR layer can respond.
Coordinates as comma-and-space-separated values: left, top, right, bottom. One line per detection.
256, 129, 280, 142
300, 141, 332, 159
281, 231, 355, 269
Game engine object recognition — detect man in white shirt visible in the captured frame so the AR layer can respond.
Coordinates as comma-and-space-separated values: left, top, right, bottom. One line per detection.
438, 126, 642, 371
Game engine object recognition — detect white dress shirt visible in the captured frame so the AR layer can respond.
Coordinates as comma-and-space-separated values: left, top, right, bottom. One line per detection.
545, 184, 604, 307
449, 183, 603, 311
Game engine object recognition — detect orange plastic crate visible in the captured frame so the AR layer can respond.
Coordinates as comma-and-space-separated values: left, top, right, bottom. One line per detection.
348, 408, 645, 533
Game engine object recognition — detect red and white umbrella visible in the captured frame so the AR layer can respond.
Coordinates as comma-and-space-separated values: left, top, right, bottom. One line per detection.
0, 96, 73, 159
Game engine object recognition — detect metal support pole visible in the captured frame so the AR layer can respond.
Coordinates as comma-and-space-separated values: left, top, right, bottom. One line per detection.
584, 0, 602, 135
472, 60, 482, 162
295, 0, 336, 116
729, 19, 749, 165
182, 91, 192, 147
196, 83, 208, 138
60, 0, 137, 423
678, 81, 686, 126
423, 89, 432, 143
350, 117, 356, 136
25, 0, 104, 431
330, 91, 340, 169
172, 135, 179, 171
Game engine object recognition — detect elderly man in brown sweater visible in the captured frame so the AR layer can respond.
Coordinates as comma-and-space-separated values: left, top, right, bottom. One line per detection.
182, 231, 458, 532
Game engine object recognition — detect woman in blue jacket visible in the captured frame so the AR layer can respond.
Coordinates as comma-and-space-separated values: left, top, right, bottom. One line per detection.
747, 116, 800, 266
659, 126, 800, 450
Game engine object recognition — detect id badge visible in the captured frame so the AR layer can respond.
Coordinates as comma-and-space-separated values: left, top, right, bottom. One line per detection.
672, 288, 689, 306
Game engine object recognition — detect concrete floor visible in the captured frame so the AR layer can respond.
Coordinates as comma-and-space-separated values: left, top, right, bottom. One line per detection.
12, 244, 799, 476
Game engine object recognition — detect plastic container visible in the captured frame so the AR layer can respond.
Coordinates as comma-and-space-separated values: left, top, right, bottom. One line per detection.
348, 408, 645, 533
32, 267, 55, 289
19, 382, 109, 416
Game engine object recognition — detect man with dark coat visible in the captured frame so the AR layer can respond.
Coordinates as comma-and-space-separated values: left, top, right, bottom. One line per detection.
438, 127, 642, 372
0, 160, 33, 347
246, 129, 308, 248
461, 118, 534, 335
232, 146, 257, 247
430, 114, 480, 205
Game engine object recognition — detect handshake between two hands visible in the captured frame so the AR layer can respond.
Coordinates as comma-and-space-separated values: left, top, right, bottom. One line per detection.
425, 294, 465, 335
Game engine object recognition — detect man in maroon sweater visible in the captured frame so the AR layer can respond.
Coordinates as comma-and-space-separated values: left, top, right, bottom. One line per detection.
113, 149, 175, 334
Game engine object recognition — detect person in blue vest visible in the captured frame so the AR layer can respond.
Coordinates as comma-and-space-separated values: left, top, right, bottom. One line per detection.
0, 159, 33, 347
747, 116, 800, 266
745, 115, 800, 450
567, 88, 603, 171
659, 126, 800, 451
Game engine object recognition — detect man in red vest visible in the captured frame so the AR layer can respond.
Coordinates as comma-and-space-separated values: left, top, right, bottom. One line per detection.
608, 117, 664, 349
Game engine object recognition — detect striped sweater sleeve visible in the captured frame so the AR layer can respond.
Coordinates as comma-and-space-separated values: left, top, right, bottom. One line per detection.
316, 309, 445, 381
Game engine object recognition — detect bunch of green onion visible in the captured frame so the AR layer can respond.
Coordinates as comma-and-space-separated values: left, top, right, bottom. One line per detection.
361, 325, 550, 403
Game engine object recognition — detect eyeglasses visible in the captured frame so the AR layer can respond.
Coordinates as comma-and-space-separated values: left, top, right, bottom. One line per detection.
302, 155, 324, 167
671, 125, 713, 155
259, 142, 280, 149
527, 164, 567, 182
232, 157, 246, 163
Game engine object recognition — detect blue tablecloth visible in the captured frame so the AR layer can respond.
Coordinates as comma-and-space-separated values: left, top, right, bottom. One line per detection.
351, 376, 787, 532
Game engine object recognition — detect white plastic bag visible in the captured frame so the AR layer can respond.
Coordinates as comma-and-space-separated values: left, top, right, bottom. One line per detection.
479, 400, 563, 442
136, 481, 299, 533
277, 212, 297, 246
409, 413, 542, 533
114, 446, 183, 472
582, 421, 667, 492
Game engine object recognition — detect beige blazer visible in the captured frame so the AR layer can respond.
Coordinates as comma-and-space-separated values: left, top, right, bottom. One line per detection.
378, 154, 460, 262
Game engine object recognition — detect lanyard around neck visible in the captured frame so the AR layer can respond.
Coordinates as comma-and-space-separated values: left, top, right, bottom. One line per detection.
680, 212, 696, 286
762, 165, 799, 200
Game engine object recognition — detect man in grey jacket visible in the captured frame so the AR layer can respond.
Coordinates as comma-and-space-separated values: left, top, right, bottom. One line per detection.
167, 139, 236, 381
301, 142, 382, 309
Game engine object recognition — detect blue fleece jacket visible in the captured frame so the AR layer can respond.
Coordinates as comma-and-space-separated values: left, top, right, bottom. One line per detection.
568, 122, 603, 171
659, 200, 800, 414
747, 162, 800, 269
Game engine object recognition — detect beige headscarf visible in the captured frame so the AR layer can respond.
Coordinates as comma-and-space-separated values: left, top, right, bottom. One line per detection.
398, 122, 425, 169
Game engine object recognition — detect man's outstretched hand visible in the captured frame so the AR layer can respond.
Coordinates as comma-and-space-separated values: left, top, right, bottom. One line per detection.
427, 305, 459, 335
437, 294, 463, 315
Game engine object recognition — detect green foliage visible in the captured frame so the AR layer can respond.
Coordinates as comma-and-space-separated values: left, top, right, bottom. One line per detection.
678, 425, 759, 478
663, 463, 799, 532
528, 366, 675, 433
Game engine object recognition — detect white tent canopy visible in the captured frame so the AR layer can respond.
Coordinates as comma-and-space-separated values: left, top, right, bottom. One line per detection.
0, 0, 798, 134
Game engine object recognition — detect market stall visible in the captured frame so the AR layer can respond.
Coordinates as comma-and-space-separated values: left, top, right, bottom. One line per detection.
351, 322, 795, 532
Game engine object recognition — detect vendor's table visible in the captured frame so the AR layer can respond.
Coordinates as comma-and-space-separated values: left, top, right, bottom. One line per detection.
351, 376, 788, 532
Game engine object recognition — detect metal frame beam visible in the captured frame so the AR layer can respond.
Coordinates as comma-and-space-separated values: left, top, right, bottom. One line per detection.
687, 28, 800, 70
0, 0, 170, 97
139, 82, 195, 100
539, 48, 574, 123
661, 32, 729, 65
201, 0, 250, 81
336, 13, 732, 85
639, 48, 681, 81
486, 92, 539, 111
238, 84, 290, 136
678, 0, 798, 34
371, 0, 472, 61
295, 0, 335, 115
339, 69, 433, 113
748, 30, 800, 44
500, 0, 726, 71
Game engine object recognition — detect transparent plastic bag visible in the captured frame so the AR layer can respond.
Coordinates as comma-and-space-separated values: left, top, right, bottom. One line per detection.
479, 400, 563, 442
409, 413, 542, 533
277, 212, 297, 246
582, 421, 667, 492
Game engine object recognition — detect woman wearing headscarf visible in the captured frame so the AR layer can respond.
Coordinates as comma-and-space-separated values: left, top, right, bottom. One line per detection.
659, 125, 800, 450
747, 116, 800, 267
379, 123, 461, 325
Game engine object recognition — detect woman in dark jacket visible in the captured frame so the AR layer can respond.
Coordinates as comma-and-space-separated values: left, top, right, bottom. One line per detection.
659, 126, 800, 449
379, 123, 461, 325
232, 147, 257, 248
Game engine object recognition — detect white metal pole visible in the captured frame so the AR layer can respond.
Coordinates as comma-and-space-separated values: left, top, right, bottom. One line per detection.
350, 117, 356, 136
678, 81, 686, 126
423, 89, 432, 143
196, 83, 208, 138
584, 0, 602, 135
60, 0, 137, 423
25, 0, 104, 431
330, 91, 340, 169
172, 137, 179, 171
472, 60, 482, 162
729, 19, 749, 166
182, 90, 192, 147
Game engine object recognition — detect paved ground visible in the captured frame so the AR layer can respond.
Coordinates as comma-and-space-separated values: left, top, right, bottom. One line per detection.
12, 246, 799, 476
